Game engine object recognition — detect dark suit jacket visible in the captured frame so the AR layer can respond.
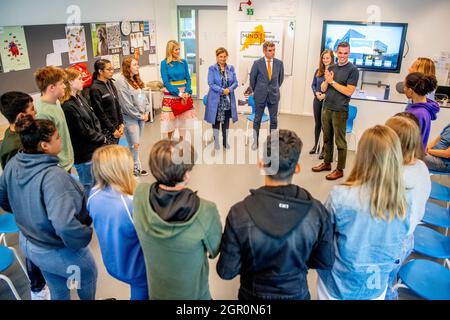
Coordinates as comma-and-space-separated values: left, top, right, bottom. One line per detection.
250, 57, 284, 105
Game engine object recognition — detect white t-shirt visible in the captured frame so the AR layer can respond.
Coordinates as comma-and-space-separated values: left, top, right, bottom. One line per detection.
403, 159, 431, 236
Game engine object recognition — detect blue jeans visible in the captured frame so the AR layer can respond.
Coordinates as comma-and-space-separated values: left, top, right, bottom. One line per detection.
130, 281, 149, 300
19, 233, 98, 300
123, 115, 145, 171
74, 162, 94, 198
385, 234, 414, 300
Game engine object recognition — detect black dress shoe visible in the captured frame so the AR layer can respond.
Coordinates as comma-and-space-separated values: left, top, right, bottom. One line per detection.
319, 151, 325, 160
309, 146, 317, 154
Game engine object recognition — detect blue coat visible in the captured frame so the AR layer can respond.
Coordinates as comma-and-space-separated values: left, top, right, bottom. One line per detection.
205, 64, 238, 124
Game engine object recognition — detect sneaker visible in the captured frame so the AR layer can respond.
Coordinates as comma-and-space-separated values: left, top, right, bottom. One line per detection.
139, 169, 149, 176
31, 285, 51, 300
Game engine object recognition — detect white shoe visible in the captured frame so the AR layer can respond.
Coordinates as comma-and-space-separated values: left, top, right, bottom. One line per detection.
31, 285, 51, 300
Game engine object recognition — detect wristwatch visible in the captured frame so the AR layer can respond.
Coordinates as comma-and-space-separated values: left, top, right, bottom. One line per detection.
330, 81, 336, 85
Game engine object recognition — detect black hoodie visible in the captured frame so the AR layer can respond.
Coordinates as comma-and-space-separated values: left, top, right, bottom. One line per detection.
217, 184, 335, 300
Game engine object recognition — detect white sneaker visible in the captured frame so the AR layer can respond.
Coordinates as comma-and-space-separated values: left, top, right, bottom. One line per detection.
31, 285, 51, 300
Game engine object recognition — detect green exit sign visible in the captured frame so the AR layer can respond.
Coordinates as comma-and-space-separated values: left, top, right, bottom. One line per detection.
247, 8, 254, 15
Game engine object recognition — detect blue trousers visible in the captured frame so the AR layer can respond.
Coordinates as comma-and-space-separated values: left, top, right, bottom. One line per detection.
252, 97, 279, 142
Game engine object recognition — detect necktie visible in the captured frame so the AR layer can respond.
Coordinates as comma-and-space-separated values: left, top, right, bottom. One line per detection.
267, 59, 272, 81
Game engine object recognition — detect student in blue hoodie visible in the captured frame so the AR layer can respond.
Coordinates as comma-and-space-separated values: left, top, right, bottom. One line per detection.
0, 115, 97, 300
88, 145, 148, 300
404, 72, 439, 149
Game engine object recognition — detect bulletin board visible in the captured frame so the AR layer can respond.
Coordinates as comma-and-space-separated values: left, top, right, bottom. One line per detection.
0, 21, 157, 94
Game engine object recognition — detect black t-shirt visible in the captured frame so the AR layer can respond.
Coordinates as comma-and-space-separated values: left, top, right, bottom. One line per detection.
323, 62, 359, 112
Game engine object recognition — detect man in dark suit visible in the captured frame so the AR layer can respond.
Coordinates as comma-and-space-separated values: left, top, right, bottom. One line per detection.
250, 41, 284, 149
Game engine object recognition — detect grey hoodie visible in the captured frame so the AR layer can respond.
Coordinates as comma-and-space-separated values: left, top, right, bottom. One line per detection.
115, 74, 151, 120
0, 152, 92, 250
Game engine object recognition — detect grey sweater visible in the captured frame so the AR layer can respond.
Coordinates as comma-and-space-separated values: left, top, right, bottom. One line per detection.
115, 74, 151, 120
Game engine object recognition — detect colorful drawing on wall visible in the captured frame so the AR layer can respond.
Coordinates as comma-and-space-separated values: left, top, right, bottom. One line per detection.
149, 46, 156, 54
122, 40, 130, 56
65, 26, 88, 64
143, 36, 150, 51
131, 22, 140, 33
143, 21, 150, 36
136, 32, 144, 48
140, 23, 144, 32
130, 33, 138, 49
0, 26, 31, 72
106, 22, 121, 50
112, 54, 121, 69
91, 23, 108, 57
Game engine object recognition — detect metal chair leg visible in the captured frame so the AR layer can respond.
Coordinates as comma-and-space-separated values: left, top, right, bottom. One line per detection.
245, 120, 250, 146
0, 274, 21, 300
9, 247, 29, 281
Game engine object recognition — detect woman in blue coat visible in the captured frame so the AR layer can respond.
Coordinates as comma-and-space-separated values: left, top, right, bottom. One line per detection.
205, 47, 238, 149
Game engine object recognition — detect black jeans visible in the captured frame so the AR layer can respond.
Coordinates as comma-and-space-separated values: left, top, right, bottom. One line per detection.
212, 110, 231, 146
27, 258, 46, 293
313, 97, 323, 148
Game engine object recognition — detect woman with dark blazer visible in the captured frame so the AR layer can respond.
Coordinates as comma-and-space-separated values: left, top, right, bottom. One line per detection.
311, 49, 334, 159
205, 47, 238, 149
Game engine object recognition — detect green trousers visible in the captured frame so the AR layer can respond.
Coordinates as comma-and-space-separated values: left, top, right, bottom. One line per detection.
321, 108, 348, 170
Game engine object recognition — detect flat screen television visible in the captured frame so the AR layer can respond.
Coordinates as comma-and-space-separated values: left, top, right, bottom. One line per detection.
321, 21, 408, 73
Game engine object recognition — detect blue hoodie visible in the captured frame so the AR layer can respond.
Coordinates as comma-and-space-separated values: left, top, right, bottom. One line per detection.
87, 186, 147, 284
405, 98, 440, 148
0, 152, 92, 250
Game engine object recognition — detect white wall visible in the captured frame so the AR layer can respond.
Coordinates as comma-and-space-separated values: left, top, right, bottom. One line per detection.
177, 0, 227, 5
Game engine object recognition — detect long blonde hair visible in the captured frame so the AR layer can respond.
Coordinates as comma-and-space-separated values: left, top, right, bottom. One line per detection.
411, 57, 436, 77
92, 145, 137, 196
165, 40, 181, 65
344, 125, 407, 221
385, 116, 423, 164
60, 68, 82, 104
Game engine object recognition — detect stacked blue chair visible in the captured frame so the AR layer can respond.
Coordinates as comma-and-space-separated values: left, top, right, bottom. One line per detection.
396, 259, 450, 300
429, 181, 450, 204
413, 225, 450, 268
421, 201, 450, 235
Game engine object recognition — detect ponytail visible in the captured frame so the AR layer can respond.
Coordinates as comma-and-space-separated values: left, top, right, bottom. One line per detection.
15, 114, 56, 154
405, 72, 438, 96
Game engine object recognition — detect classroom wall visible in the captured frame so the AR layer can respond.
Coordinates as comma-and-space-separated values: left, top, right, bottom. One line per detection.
0, 0, 177, 125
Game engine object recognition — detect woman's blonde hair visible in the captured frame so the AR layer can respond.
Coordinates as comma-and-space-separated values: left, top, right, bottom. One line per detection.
60, 68, 82, 104
344, 125, 407, 221
412, 57, 436, 77
216, 47, 229, 57
385, 116, 423, 164
92, 145, 137, 196
121, 56, 144, 90
165, 40, 181, 65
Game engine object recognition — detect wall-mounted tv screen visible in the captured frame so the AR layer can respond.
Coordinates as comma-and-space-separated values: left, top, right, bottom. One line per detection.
321, 21, 408, 73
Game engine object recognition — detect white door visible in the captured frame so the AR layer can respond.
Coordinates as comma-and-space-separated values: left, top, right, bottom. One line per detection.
198, 9, 227, 98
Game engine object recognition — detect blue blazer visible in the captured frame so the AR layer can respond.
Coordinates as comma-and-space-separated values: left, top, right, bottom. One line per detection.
205, 64, 238, 124
250, 57, 284, 105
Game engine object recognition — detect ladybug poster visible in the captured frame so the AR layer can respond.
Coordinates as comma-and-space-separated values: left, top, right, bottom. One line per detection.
65, 26, 88, 64
0, 26, 31, 72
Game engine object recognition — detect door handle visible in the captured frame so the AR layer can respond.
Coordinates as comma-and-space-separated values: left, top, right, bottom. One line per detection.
199, 58, 204, 66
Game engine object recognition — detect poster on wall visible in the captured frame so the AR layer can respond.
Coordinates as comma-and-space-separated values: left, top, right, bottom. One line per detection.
235, 21, 284, 112
143, 36, 150, 51
106, 22, 121, 50
112, 54, 121, 69
91, 23, 108, 57
136, 32, 144, 48
0, 26, 31, 73
65, 26, 88, 64
143, 21, 150, 36
131, 22, 140, 33
122, 40, 130, 56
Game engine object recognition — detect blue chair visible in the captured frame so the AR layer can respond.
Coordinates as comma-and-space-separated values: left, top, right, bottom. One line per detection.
421, 201, 450, 232
429, 181, 450, 203
0, 213, 19, 247
245, 96, 270, 146
429, 169, 450, 176
395, 259, 450, 300
413, 225, 450, 268
202, 95, 207, 107
119, 136, 129, 147
0, 244, 27, 299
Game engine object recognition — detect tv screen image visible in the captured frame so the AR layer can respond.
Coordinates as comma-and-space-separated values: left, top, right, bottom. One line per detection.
321, 21, 408, 73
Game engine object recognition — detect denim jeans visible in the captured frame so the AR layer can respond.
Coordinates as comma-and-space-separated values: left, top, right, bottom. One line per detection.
19, 233, 97, 300
123, 115, 145, 171
424, 155, 450, 173
130, 281, 149, 300
74, 162, 93, 198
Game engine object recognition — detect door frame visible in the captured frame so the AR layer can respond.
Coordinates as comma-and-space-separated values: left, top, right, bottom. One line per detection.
177, 5, 227, 98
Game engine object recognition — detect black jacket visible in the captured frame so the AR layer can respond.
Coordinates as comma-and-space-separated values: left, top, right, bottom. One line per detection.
89, 79, 124, 134
217, 185, 335, 300
62, 95, 106, 164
